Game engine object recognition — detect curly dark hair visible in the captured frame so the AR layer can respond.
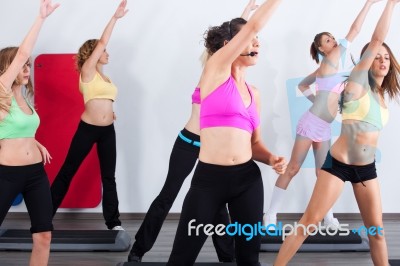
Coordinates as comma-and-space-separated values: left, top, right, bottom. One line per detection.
204, 17, 247, 56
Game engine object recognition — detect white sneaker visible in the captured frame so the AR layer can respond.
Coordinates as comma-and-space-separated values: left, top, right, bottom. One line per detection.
263, 213, 277, 227
111, 225, 125, 231
323, 217, 341, 230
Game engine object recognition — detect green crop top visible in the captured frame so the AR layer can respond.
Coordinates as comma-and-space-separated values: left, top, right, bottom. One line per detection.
79, 72, 117, 104
0, 97, 40, 139
342, 87, 389, 130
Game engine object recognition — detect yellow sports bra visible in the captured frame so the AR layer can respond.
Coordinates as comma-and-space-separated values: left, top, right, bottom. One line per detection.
79, 72, 117, 104
342, 87, 389, 130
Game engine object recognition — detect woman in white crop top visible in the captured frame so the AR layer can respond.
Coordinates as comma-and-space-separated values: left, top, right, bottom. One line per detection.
50, 0, 128, 230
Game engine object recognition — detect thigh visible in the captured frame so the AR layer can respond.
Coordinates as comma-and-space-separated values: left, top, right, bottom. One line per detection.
96, 126, 116, 176
23, 169, 53, 233
64, 122, 96, 166
312, 139, 331, 169
169, 184, 224, 264
0, 172, 24, 224
302, 170, 345, 222
290, 135, 314, 167
159, 137, 199, 197
353, 178, 383, 228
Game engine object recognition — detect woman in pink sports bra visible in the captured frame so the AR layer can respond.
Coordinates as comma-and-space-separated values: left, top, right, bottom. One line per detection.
127, 1, 261, 262
264, 0, 383, 229
50, 0, 128, 230
275, 1, 400, 265
167, 0, 286, 265
0, 1, 58, 265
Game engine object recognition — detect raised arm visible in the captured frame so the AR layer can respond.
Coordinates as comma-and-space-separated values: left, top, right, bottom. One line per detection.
0, 0, 59, 91
241, 0, 259, 20
345, 0, 383, 43
209, 0, 282, 71
346, 0, 399, 99
352, 0, 398, 74
81, 0, 128, 79
320, 0, 382, 75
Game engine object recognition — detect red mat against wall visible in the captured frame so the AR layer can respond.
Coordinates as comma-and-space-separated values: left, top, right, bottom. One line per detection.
34, 54, 101, 208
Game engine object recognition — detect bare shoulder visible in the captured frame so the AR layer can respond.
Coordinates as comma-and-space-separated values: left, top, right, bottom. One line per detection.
248, 84, 260, 97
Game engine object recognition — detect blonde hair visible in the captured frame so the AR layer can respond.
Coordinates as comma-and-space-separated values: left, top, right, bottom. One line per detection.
0, 47, 34, 113
75, 39, 99, 71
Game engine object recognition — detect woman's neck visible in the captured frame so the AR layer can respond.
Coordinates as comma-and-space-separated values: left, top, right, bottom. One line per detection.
11, 85, 23, 97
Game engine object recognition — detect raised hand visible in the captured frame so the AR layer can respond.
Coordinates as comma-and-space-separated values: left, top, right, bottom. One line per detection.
246, 0, 259, 12
40, 0, 60, 19
114, 0, 129, 19
367, 0, 384, 3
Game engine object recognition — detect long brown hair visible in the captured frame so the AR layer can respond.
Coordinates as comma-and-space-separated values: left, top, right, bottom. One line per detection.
361, 42, 400, 99
0, 47, 34, 113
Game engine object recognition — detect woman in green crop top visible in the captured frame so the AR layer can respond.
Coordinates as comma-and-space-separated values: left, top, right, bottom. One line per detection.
0, 1, 59, 265
51, 0, 128, 230
275, 1, 400, 265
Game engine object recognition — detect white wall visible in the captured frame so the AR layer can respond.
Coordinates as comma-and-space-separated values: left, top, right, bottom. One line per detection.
3, 0, 400, 214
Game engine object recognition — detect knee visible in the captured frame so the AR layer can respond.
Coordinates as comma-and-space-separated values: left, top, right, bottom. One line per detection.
300, 213, 324, 229
286, 163, 301, 178
367, 226, 386, 243
32, 231, 52, 248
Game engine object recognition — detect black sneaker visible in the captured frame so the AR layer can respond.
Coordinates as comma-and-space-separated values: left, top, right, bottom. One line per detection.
128, 251, 142, 262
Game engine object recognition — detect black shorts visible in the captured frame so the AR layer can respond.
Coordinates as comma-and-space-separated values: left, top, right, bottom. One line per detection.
321, 151, 377, 185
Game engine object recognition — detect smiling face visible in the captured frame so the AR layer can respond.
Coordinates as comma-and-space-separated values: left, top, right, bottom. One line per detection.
371, 45, 390, 79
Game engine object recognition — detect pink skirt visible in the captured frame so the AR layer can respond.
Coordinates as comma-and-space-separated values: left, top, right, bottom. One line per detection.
296, 111, 331, 142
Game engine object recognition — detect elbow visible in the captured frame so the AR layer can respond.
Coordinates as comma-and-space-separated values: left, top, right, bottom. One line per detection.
247, 20, 262, 35
298, 84, 308, 91
370, 35, 385, 46
16, 49, 30, 62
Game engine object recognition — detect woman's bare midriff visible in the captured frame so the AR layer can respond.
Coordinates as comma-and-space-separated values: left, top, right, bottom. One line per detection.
199, 127, 252, 165
81, 99, 114, 126
0, 138, 42, 166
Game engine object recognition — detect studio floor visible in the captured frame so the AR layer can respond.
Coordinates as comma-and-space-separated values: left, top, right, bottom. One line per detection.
0, 213, 399, 266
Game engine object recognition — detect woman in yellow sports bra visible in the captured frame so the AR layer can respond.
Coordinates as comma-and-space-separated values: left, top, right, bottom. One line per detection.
275, 0, 400, 265
0, 1, 58, 265
50, 0, 128, 230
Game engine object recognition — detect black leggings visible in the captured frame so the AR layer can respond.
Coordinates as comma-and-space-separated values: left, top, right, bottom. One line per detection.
50, 120, 121, 229
167, 160, 263, 266
0, 163, 53, 233
130, 129, 235, 262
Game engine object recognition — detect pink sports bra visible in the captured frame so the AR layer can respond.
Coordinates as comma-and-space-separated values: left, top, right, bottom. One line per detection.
200, 76, 260, 134
192, 87, 201, 104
